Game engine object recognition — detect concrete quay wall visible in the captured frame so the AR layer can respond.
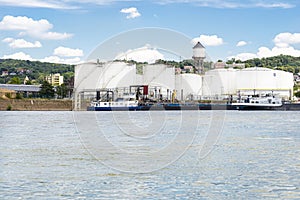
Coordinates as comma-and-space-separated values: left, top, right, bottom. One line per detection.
0, 99, 73, 111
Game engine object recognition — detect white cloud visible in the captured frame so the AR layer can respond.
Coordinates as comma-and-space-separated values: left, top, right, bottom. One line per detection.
255, 3, 294, 9
41, 56, 82, 64
2, 37, 13, 43
236, 41, 247, 47
120, 7, 141, 19
230, 53, 257, 61
192, 35, 224, 47
3, 37, 42, 48
273, 32, 300, 47
257, 46, 300, 58
0, 0, 139, 9
0, 0, 295, 9
231, 46, 300, 61
0, 0, 76, 9
230, 32, 300, 61
154, 0, 295, 9
116, 45, 164, 63
53, 46, 84, 57
1, 50, 82, 64
2, 52, 33, 60
0, 15, 73, 40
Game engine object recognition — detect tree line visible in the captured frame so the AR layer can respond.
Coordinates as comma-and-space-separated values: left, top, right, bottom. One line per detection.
226, 54, 300, 74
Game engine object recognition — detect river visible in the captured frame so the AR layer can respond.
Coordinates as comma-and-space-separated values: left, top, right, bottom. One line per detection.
1, 111, 299, 199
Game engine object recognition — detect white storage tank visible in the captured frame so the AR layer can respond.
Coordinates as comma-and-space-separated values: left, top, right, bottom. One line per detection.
175, 73, 203, 100
236, 67, 294, 98
203, 68, 237, 96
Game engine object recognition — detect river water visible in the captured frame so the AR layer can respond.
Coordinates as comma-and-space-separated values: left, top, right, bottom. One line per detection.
1, 111, 299, 199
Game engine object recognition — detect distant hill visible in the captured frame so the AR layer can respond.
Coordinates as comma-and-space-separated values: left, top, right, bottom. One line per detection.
227, 55, 300, 74
0, 59, 74, 84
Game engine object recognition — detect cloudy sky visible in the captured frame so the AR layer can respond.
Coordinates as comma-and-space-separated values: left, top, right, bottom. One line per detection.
0, 0, 299, 64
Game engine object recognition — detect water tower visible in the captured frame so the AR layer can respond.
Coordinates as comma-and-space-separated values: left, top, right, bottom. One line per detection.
192, 41, 206, 74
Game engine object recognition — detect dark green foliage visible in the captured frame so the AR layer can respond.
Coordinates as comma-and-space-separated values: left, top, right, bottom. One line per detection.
243, 55, 300, 72
16, 93, 23, 99
25, 80, 32, 85
56, 84, 68, 99
295, 91, 300, 98
0, 59, 74, 84
8, 77, 21, 84
39, 81, 55, 99
6, 104, 12, 111
5, 93, 11, 99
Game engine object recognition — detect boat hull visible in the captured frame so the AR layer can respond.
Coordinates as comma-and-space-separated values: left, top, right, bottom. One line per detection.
87, 106, 139, 111
87, 103, 300, 111
234, 103, 300, 111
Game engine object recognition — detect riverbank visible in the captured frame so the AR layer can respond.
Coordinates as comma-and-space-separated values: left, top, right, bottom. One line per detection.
0, 99, 73, 111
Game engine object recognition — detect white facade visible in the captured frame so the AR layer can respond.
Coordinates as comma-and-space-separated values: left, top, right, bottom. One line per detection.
45, 73, 64, 86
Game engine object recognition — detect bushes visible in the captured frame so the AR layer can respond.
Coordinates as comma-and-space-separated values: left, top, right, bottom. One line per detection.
5, 93, 11, 99
6, 104, 12, 111
16, 93, 23, 99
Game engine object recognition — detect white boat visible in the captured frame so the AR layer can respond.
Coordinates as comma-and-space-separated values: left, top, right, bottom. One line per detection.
87, 93, 139, 111
232, 94, 283, 110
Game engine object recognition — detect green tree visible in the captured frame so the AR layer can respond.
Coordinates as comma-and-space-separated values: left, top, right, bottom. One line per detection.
56, 84, 67, 99
25, 80, 32, 85
8, 77, 21, 84
39, 81, 55, 98
295, 91, 300, 98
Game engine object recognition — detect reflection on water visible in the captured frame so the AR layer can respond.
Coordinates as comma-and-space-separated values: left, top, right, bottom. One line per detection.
0, 111, 299, 199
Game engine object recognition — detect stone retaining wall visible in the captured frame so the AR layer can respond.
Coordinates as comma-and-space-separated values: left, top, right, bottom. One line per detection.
0, 99, 73, 111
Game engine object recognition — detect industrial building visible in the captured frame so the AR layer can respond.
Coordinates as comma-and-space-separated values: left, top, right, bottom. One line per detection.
0, 84, 41, 98
74, 42, 294, 110
74, 61, 294, 109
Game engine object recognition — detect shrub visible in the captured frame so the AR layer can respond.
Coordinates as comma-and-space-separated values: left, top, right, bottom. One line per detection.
16, 93, 23, 99
5, 93, 11, 99
6, 104, 12, 111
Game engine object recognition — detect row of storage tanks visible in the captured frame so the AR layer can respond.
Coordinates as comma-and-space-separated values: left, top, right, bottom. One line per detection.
75, 61, 294, 102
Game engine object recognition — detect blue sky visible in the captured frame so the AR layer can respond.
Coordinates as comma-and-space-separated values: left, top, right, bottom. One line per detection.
0, 0, 299, 64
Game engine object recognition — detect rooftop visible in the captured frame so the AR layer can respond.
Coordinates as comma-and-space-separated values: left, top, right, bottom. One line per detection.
0, 84, 41, 92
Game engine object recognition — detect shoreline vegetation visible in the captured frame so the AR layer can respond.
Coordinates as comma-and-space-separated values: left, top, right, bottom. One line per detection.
0, 98, 73, 111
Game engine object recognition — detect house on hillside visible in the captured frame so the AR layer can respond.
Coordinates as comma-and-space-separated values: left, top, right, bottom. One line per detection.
1, 70, 8, 77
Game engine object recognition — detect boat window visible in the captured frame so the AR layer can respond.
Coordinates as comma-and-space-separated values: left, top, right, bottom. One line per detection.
104, 103, 107, 105
255, 101, 259, 103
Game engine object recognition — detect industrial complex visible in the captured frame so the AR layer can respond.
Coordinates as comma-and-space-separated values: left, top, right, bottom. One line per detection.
74, 42, 294, 110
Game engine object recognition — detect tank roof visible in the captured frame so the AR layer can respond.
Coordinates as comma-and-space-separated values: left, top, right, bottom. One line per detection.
193, 41, 205, 49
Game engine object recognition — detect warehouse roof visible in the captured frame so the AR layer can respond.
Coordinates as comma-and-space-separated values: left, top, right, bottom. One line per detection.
0, 84, 41, 92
